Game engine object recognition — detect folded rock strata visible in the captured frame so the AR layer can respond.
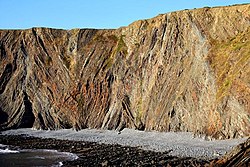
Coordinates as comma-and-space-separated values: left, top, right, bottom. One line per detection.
210, 137, 250, 166
0, 4, 249, 139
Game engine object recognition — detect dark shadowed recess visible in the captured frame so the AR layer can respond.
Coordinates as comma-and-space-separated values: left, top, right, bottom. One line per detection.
18, 92, 35, 128
0, 107, 8, 124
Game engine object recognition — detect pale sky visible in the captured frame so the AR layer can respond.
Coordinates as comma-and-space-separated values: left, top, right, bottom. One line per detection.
0, 0, 249, 29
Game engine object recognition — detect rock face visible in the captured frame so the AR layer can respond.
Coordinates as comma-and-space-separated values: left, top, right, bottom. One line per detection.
0, 4, 249, 139
211, 137, 250, 166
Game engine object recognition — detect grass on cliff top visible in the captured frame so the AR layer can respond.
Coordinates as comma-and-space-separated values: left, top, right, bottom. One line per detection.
208, 28, 250, 101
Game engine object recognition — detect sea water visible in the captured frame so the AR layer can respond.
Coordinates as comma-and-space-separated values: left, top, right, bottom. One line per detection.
0, 144, 78, 167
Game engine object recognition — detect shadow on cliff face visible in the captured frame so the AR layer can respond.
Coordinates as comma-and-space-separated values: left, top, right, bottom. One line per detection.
0, 64, 13, 94
18, 92, 35, 128
0, 107, 8, 124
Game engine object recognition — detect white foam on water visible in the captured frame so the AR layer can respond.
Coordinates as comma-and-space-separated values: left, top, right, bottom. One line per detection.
32, 155, 46, 159
0, 145, 77, 166
61, 151, 79, 160
58, 161, 63, 166
42, 149, 78, 159
53, 161, 63, 167
23, 149, 78, 161
0, 144, 7, 147
0, 148, 19, 154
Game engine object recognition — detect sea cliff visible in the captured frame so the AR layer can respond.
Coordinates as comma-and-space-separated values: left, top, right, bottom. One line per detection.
0, 4, 249, 139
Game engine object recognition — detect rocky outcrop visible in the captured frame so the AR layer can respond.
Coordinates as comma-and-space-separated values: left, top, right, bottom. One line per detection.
0, 4, 249, 139
210, 137, 250, 166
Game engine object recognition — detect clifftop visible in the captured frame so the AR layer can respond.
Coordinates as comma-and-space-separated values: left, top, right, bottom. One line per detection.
0, 4, 249, 139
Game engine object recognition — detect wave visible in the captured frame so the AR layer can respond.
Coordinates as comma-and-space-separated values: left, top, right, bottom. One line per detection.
60, 151, 79, 160
0, 148, 19, 154
0, 144, 7, 147
32, 155, 46, 159
26, 149, 78, 160
40, 149, 78, 160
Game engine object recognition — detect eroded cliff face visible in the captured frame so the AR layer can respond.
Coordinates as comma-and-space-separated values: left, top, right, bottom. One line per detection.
0, 4, 249, 139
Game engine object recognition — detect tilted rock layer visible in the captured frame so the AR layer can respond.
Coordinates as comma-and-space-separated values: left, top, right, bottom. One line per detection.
211, 137, 250, 166
0, 4, 249, 139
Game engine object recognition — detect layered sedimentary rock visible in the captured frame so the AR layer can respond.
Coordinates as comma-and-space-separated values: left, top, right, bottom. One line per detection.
211, 137, 250, 166
0, 4, 249, 139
